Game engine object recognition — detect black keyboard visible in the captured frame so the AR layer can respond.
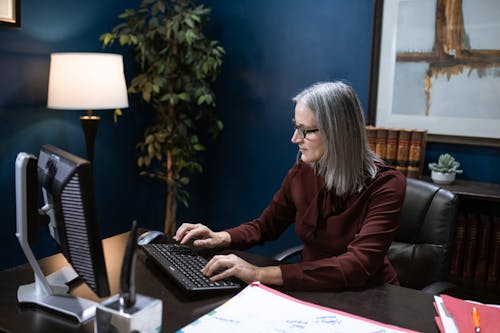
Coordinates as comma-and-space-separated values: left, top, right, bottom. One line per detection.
141, 243, 241, 294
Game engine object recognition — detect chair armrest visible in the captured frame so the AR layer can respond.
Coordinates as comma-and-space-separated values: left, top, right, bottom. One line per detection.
421, 281, 457, 295
273, 245, 304, 262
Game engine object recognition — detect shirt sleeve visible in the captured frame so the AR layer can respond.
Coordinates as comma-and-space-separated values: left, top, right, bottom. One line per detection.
226, 165, 298, 250
280, 171, 406, 290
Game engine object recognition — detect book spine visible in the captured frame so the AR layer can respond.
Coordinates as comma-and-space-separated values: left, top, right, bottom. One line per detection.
474, 214, 492, 281
462, 212, 480, 279
449, 211, 468, 278
407, 130, 426, 179
375, 128, 388, 160
385, 129, 399, 167
366, 126, 377, 152
487, 215, 500, 283
395, 130, 411, 176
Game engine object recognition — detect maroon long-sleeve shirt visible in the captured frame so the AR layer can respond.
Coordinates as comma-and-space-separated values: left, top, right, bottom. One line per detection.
225, 161, 406, 291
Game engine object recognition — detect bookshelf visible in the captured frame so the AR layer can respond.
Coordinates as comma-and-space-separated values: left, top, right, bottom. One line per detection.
428, 178, 500, 204
423, 178, 500, 304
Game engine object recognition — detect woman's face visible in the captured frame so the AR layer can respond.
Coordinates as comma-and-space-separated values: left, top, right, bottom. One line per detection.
291, 101, 325, 163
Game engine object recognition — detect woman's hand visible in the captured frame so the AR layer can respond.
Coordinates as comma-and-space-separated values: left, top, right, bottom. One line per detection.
202, 254, 283, 286
174, 223, 231, 249
202, 254, 260, 284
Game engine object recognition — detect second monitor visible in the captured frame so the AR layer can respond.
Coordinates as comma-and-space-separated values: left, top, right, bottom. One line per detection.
15, 144, 109, 322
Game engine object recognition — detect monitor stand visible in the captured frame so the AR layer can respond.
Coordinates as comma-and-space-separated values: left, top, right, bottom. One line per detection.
15, 152, 98, 323
16, 265, 97, 323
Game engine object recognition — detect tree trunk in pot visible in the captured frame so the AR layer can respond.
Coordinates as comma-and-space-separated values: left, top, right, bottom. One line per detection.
164, 150, 177, 235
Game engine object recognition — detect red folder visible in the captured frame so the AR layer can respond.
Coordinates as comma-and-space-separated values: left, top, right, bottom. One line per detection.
441, 294, 500, 332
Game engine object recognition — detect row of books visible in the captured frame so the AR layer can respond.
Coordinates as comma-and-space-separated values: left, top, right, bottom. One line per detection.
366, 126, 428, 178
448, 211, 500, 283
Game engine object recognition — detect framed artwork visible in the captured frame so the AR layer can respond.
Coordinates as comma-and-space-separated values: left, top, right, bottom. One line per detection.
368, 0, 500, 147
0, 0, 20, 28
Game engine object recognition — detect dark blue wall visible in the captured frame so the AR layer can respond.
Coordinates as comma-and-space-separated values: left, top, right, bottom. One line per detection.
198, 0, 375, 256
425, 143, 500, 183
0, 0, 155, 269
1, 0, 499, 270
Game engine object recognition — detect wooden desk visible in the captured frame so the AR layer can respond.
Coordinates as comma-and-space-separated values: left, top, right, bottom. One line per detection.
0, 233, 438, 332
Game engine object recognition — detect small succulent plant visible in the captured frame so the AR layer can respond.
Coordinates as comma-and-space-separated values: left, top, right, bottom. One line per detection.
428, 153, 463, 174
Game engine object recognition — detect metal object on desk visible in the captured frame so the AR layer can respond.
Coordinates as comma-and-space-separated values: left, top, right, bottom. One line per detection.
95, 294, 162, 333
95, 222, 163, 333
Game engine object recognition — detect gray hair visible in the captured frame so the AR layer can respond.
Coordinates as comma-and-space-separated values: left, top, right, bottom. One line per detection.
292, 81, 381, 195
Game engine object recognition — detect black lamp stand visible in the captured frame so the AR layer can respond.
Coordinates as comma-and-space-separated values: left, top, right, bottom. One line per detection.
80, 109, 100, 163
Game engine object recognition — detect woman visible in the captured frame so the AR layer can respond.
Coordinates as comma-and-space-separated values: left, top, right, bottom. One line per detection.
174, 81, 406, 291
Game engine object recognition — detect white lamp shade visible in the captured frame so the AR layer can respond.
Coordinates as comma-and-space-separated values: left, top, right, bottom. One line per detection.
47, 53, 129, 110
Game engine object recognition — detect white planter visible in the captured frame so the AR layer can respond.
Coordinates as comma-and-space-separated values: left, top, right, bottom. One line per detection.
431, 171, 456, 185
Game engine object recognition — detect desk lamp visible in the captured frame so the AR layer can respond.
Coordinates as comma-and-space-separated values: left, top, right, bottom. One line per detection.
47, 52, 128, 162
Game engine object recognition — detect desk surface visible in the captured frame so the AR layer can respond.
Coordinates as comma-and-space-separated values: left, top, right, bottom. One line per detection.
0, 232, 438, 333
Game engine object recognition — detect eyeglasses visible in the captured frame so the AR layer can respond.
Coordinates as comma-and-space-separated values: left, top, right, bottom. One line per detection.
292, 119, 319, 139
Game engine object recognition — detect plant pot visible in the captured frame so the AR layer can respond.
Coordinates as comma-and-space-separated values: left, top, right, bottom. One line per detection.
431, 171, 456, 185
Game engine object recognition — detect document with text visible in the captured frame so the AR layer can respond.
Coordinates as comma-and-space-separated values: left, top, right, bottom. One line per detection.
178, 282, 419, 333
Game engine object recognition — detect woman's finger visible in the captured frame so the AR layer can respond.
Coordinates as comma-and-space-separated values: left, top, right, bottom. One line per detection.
174, 223, 196, 241
176, 223, 208, 244
202, 254, 238, 276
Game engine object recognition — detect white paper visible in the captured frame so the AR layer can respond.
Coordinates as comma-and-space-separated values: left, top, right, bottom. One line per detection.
178, 282, 419, 333
434, 296, 458, 333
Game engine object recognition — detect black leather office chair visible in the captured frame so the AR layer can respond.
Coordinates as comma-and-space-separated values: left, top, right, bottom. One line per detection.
274, 178, 459, 294
388, 178, 458, 292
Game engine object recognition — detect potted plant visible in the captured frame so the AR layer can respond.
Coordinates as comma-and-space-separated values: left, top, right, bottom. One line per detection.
428, 153, 463, 184
101, 0, 225, 235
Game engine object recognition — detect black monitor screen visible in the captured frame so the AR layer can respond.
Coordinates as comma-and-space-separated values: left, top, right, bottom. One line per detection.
38, 144, 109, 298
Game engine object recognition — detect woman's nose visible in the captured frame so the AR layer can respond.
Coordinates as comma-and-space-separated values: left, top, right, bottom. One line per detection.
291, 129, 301, 144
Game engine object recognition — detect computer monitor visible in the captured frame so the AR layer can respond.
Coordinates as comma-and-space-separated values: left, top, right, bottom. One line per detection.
15, 144, 110, 322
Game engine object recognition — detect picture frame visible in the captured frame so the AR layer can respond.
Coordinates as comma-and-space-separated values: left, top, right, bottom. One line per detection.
0, 0, 20, 28
368, 0, 500, 148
